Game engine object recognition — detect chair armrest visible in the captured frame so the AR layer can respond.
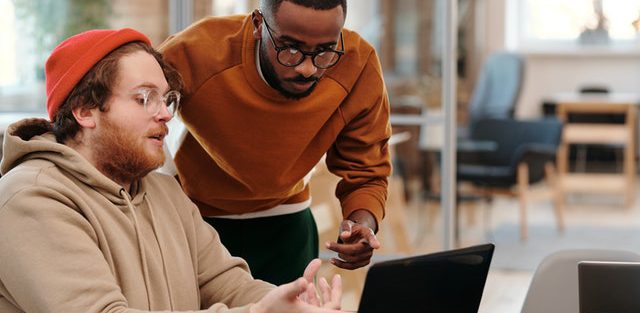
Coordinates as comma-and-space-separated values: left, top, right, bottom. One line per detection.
457, 140, 498, 164
519, 143, 557, 163
457, 139, 498, 153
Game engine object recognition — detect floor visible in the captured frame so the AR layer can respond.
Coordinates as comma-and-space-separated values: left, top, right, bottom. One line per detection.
314, 175, 640, 312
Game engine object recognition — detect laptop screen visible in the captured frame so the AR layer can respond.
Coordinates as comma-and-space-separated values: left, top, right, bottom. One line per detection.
357, 243, 494, 313
579, 261, 640, 313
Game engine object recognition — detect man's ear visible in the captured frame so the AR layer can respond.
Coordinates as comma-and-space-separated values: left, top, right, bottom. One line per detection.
71, 106, 97, 129
251, 9, 263, 40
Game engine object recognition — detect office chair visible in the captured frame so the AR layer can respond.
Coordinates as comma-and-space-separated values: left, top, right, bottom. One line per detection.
461, 52, 524, 138
419, 52, 525, 236
457, 118, 564, 240
521, 249, 640, 313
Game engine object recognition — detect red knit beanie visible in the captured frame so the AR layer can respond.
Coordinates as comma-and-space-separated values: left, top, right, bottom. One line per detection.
45, 28, 151, 121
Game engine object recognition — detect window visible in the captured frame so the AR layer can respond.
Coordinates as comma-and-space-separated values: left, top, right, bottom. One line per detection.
509, 0, 640, 50
0, 0, 173, 114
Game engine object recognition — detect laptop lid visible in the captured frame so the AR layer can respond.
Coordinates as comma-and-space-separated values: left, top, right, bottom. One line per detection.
579, 261, 640, 313
357, 243, 494, 313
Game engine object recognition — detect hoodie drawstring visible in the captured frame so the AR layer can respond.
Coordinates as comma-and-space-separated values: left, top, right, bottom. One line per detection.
143, 195, 175, 309
120, 189, 153, 310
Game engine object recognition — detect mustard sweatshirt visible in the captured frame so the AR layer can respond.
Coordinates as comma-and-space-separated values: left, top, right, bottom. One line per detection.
159, 15, 391, 223
0, 119, 273, 312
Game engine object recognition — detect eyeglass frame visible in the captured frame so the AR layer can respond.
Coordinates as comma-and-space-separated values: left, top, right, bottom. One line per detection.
130, 87, 181, 117
259, 11, 345, 69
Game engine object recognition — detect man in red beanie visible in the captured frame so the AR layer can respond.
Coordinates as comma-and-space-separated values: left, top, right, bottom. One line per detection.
0, 28, 343, 313
160, 0, 390, 285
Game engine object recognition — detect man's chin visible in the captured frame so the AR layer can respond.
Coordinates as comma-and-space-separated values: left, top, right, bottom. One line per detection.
150, 152, 166, 170
280, 82, 318, 100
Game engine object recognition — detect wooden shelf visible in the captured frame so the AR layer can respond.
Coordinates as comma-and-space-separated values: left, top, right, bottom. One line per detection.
563, 124, 629, 145
560, 173, 627, 194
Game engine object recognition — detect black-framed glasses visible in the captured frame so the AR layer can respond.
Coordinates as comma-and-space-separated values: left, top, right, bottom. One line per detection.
131, 88, 181, 117
261, 13, 344, 69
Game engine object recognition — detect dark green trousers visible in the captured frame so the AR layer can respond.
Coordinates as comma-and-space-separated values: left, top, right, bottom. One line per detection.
203, 208, 319, 285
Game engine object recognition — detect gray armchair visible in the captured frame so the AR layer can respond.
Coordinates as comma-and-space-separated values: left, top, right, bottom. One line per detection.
457, 118, 564, 240
461, 52, 524, 139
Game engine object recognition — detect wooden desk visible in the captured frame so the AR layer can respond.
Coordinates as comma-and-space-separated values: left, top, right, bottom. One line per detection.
553, 92, 638, 207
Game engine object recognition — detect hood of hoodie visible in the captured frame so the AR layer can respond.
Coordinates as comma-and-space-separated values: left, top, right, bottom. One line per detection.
0, 118, 140, 204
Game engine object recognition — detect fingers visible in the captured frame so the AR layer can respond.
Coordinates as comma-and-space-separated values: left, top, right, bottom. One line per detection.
331, 222, 380, 269
325, 229, 376, 268
328, 275, 343, 309
325, 243, 374, 269
317, 275, 342, 309
339, 220, 354, 241
260, 276, 345, 313
363, 227, 381, 249
330, 257, 371, 270
282, 278, 308, 299
337, 222, 379, 245
302, 258, 322, 283
305, 282, 320, 307
319, 277, 332, 306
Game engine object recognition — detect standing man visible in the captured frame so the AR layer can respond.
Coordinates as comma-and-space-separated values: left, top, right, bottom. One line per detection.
0, 28, 343, 312
160, 0, 391, 285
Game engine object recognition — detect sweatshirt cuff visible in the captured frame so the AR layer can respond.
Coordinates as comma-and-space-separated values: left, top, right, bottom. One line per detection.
341, 191, 385, 227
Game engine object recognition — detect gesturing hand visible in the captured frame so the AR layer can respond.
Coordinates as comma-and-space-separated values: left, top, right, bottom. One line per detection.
251, 261, 344, 313
325, 210, 381, 270
300, 259, 342, 309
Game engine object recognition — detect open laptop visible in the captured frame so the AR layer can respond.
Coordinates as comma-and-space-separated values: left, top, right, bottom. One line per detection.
357, 243, 494, 313
579, 261, 640, 313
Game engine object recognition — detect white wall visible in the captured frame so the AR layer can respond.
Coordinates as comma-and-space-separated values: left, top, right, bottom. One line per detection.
519, 54, 640, 117
476, 0, 640, 118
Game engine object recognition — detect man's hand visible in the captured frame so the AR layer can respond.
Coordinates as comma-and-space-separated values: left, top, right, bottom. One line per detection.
299, 258, 342, 309
251, 263, 343, 313
325, 210, 381, 269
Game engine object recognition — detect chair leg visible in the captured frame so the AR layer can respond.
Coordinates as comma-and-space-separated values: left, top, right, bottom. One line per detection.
517, 163, 529, 241
545, 162, 565, 233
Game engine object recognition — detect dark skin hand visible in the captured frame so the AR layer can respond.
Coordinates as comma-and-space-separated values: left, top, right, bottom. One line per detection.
325, 209, 381, 270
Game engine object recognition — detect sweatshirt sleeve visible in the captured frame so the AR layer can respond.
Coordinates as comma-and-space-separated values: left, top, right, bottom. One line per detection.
326, 50, 392, 225
0, 185, 268, 313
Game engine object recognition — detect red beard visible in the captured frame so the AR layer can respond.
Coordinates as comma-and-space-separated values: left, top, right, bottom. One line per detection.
92, 115, 167, 185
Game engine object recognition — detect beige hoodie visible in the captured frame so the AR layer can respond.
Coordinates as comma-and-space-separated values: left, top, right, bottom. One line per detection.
0, 118, 273, 312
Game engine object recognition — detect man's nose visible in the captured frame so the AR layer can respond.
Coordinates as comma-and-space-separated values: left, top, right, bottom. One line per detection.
294, 56, 318, 78
155, 104, 173, 122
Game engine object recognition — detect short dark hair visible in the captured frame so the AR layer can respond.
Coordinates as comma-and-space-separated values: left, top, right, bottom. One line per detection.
260, 0, 347, 20
52, 41, 183, 143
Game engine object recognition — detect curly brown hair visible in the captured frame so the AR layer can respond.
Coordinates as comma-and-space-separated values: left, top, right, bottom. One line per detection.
52, 41, 183, 143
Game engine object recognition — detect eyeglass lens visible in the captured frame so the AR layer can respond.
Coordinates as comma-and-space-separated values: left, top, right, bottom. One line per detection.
142, 89, 179, 116
278, 49, 340, 69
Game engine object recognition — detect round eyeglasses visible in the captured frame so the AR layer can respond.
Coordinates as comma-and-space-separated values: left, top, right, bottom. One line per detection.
261, 14, 344, 69
131, 88, 181, 117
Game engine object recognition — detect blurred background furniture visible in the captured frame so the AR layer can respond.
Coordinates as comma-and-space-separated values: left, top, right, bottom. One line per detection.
521, 249, 640, 313
460, 52, 524, 138
554, 92, 638, 208
542, 86, 624, 173
456, 118, 564, 240
572, 86, 623, 172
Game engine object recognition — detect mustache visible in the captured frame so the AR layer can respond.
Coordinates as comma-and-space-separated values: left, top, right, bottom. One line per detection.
284, 76, 319, 83
147, 124, 169, 137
